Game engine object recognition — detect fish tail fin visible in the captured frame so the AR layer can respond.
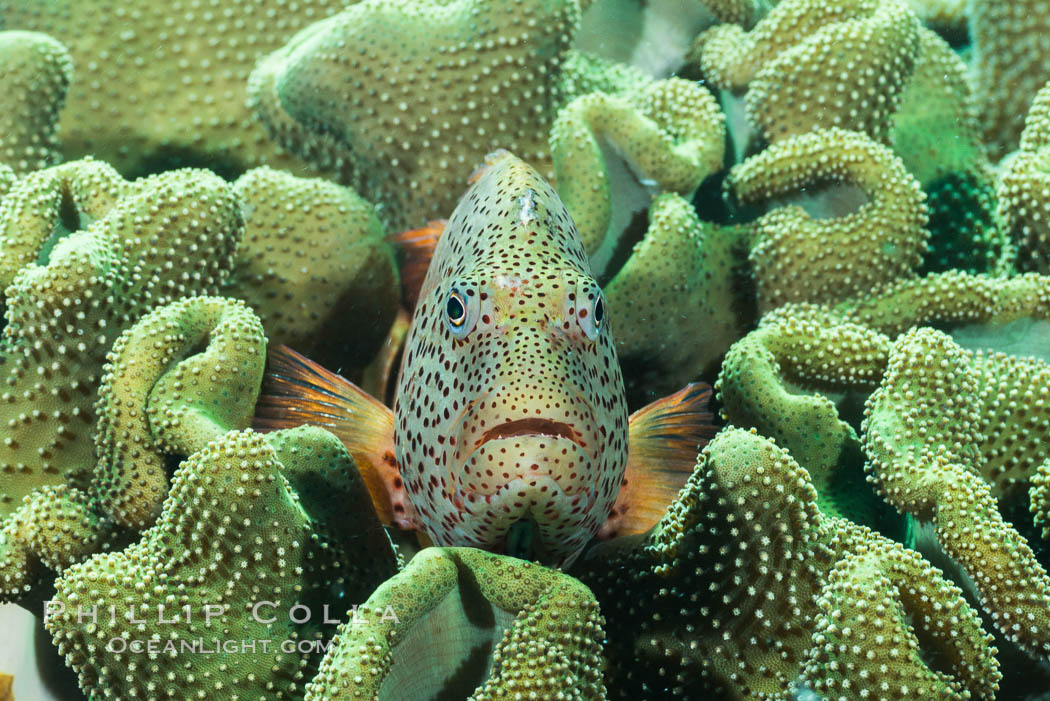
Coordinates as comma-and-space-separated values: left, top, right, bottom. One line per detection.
599, 383, 718, 538
254, 344, 417, 529
387, 219, 446, 309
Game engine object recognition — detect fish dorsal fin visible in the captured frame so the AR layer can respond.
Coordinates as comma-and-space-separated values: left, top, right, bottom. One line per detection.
599, 383, 717, 538
387, 219, 446, 310
253, 345, 418, 529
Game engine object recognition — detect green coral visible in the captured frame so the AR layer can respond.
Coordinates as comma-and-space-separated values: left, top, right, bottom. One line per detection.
306, 546, 606, 700
890, 28, 1005, 274
0, 167, 243, 610
0, 160, 409, 610
714, 271, 1050, 681
0, 166, 240, 521
714, 303, 889, 521
550, 75, 725, 269
1, 295, 265, 607
605, 193, 747, 399
841, 270, 1050, 336
717, 271, 1050, 502
0, 30, 71, 174
0, 1, 347, 178
249, 0, 727, 252
862, 327, 1050, 661
0, 485, 124, 608
248, 0, 583, 231
46, 426, 398, 700
0, 158, 129, 300
1032, 461, 1050, 540
998, 82, 1050, 273
726, 127, 929, 312
574, 427, 998, 699
226, 167, 400, 369
968, 0, 1050, 158
93, 295, 267, 529
694, 0, 920, 144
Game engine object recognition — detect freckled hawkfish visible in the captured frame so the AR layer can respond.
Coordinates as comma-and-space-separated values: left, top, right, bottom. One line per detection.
255, 151, 715, 567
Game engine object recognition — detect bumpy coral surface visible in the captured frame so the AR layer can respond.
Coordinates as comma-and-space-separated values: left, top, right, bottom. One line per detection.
0, 0, 347, 177
0, 167, 244, 612
1, 292, 268, 607
46, 426, 398, 700
250, 0, 724, 243
863, 327, 1050, 661
0, 166, 240, 521
715, 272, 1050, 684
306, 546, 606, 700
842, 270, 1050, 336
998, 82, 1050, 273
550, 73, 725, 265
727, 127, 928, 311
891, 28, 1004, 274
227, 167, 400, 369
604, 193, 746, 397
1032, 462, 1050, 540
0, 31, 71, 174
0, 158, 129, 295
695, 0, 920, 144
0, 484, 121, 606
93, 296, 267, 529
700, 0, 767, 25
575, 428, 998, 700
696, 0, 872, 90
718, 271, 1050, 478
249, 0, 583, 230
969, 0, 1050, 158
714, 303, 888, 521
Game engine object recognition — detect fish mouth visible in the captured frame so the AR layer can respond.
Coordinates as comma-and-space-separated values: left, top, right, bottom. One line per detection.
477, 418, 583, 448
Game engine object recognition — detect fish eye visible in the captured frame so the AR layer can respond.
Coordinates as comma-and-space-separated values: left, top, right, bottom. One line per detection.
575, 279, 606, 342
447, 293, 466, 327
444, 282, 479, 339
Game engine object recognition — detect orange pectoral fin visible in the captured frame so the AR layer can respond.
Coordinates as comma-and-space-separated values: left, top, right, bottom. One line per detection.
387, 219, 446, 310
253, 345, 418, 530
599, 383, 718, 538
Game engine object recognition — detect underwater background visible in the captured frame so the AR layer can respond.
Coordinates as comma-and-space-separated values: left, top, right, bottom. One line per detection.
0, 0, 1049, 699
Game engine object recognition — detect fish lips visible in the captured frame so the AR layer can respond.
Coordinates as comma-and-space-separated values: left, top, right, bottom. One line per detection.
458, 420, 597, 497
478, 418, 582, 447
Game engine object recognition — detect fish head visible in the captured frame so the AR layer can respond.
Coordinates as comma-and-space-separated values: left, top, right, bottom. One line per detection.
394, 152, 628, 565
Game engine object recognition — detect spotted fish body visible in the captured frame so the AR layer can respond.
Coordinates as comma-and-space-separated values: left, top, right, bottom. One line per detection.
395, 153, 628, 564
256, 151, 713, 567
